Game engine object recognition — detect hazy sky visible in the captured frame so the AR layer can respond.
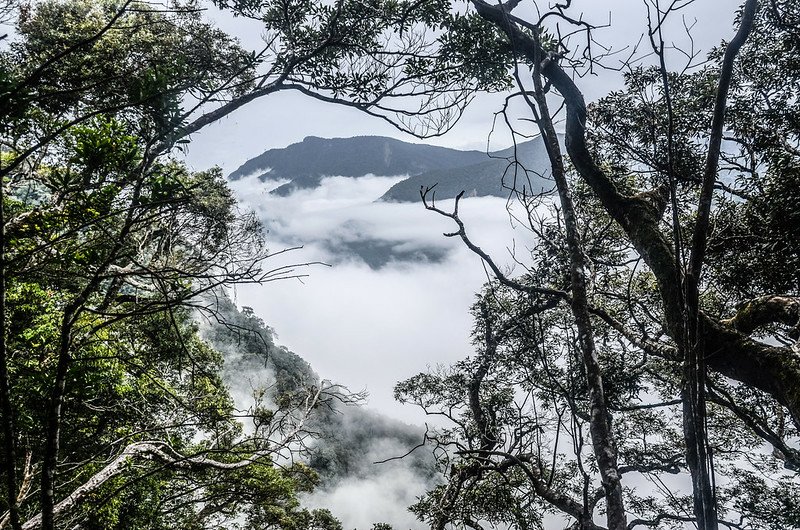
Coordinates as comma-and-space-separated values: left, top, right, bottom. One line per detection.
184, 0, 742, 422
185, 0, 741, 173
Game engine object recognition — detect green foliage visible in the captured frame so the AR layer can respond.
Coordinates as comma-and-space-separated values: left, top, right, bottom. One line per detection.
436, 12, 513, 91
410, 468, 547, 530
586, 1, 800, 304
725, 471, 800, 530
0, 2, 343, 528
704, 2, 800, 296
711, 162, 800, 295
8, 0, 254, 129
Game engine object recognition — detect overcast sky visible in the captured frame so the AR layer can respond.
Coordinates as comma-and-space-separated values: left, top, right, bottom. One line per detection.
183, 0, 743, 423
185, 0, 741, 173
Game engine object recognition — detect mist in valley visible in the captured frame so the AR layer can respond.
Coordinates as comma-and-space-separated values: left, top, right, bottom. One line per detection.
184, 154, 554, 527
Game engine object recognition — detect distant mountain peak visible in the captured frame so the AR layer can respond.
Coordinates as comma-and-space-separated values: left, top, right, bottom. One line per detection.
227, 136, 487, 185
379, 136, 557, 202
228, 134, 557, 201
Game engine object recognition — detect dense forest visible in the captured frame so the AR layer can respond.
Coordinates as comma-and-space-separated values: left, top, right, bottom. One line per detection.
1, 0, 799, 529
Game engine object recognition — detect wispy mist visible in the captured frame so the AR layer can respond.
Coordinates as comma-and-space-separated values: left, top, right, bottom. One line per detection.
303, 406, 436, 529
302, 463, 431, 530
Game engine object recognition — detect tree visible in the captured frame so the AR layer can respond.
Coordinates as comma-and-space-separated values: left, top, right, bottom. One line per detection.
0, 0, 476, 527
0, 111, 345, 528
4, 0, 798, 528
397, 1, 800, 529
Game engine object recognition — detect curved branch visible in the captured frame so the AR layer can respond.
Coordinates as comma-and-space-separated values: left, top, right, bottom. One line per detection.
721, 295, 800, 338
467, 0, 800, 435
22, 441, 277, 530
420, 188, 567, 299
469, 0, 681, 338
686, 0, 759, 294
456, 449, 590, 525
23, 383, 323, 530
470, 301, 499, 450
707, 383, 800, 471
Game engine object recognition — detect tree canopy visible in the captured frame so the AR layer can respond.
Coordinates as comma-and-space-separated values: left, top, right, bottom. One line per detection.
397, 1, 800, 529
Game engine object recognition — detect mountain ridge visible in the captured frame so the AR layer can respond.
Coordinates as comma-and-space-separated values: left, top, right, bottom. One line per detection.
379, 136, 555, 202
228, 135, 488, 182
202, 295, 434, 484
229, 134, 557, 201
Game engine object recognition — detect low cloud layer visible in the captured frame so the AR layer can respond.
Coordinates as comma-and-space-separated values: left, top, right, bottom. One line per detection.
221, 174, 551, 530
302, 406, 436, 529
302, 464, 431, 530
228, 174, 541, 423
231, 175, 457, 265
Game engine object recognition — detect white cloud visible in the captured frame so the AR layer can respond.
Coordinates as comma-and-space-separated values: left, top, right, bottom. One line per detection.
302, 464, 431, 530
227, 174, 545, 423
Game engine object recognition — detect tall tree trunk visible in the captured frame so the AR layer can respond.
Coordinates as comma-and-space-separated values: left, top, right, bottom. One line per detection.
683, 2, 758, 527
38, 175, 145, 530
40, 316, 75, 530
523, 39, 627, 530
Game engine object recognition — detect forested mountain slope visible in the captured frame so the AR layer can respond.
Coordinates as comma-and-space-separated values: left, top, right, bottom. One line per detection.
379, 136, 554, 202
201, 295, 434, 484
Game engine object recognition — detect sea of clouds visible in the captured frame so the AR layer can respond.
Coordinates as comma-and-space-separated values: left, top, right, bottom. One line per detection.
227, 173, 541, 423
223, 174, 544, 528
182, 3, 741, 524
